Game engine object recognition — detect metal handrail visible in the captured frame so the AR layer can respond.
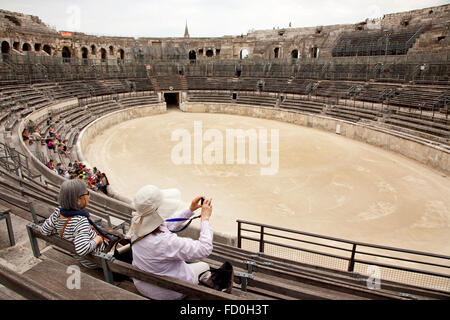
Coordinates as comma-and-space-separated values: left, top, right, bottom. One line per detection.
236, 219, 450, 289
238, 219, 450, 259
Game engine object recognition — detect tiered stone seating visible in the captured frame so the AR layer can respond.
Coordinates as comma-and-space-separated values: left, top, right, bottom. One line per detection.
314, 81, 355, 99
56, 81, 91, 98
280, 98, 324, 114
154, 75, 183, 90
118, 94, 159, 108
388, 87, 449, 110
332, 25, 424, 57
100, 79, 130, 93
86, 81, 113, 96
187, 90, 232, 103
86, 100, 122, 116
283, 79, 315, 95
236, 93, 277, 107
0, 84, 51, 118
236, 78, 260, 91
186, 76, 236, 91
260, 78, 288, 93
32, 82, 75, 101
131, 79, 154, 92
384, 111, 450, 142
354, 83, 398, 103
326, 105, 380, 122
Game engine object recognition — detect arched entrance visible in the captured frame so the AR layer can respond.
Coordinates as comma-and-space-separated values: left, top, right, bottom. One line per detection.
22, 43, 31, 52
81, 47, 88, 59
100, 48, 107, 60
43, 44, 51, 55
311, 46, 319, 58
189, 50, 196, 61
274, 47, 280, 58
205, 49, 214, 58
240, 49, 249, 59
118, 49, 125, 60
1, 41, 10, 54
164, 92, 180, 108
291, 49, 299, 59
62, 46, 71, 62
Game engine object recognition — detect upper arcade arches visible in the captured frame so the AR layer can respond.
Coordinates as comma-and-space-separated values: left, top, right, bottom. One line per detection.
189, 50, 196, 60
100, 48, 107, 60
62, 46, 72, 61
240, 49, 249, 59
22, 43, 31, 52
81, 47, 89, 59
118, 49, 125, 60
1, 41, 10, 54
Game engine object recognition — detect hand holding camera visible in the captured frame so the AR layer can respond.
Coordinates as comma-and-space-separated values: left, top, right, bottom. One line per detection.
189, 196, 212, 221
200, 198, 212, 222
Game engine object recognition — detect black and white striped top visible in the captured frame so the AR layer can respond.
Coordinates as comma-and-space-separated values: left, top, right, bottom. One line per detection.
40, 207, 105, 269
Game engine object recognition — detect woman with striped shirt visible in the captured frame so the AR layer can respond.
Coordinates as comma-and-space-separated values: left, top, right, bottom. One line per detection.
40, 179, 107, 269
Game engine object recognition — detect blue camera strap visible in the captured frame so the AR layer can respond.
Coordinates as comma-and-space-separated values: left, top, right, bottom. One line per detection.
165, 215, 201, 233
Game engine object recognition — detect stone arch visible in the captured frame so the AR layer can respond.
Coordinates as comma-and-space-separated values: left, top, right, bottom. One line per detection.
189, 49, 196, 60
43, 44, 51, 55
22, 42, 31, 52
109, 45, 114, 55
100, 48, 107, 60
240, 48, 249, 59
205, 49, 214, 57
62, 46, 71, 61
1, 41, 10, 54
274, 47, 280, 58
81, 47, 88, 59
291, 49, 299, 59
91, 44, 97, 55
118, 49, 125, 60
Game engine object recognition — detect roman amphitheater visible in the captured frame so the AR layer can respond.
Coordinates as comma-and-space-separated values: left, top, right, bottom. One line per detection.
0, 4, 449, 301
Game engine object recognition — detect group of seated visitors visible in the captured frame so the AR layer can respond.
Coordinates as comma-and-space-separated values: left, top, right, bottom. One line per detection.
46, 159, 110, 195
22, 119, 42, 145
22, 118, 71, 158
40, 180, 215, 300
45, 137, 70, 158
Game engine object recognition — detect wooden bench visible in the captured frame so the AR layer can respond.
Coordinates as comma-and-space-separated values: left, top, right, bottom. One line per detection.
0, 203, 15, 246
26, 222, 262, 300
22, 258, 146, 300
0, 263, 65, 300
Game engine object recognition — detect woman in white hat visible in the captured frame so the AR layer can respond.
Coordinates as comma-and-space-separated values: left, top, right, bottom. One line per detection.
127, 184, 213, 300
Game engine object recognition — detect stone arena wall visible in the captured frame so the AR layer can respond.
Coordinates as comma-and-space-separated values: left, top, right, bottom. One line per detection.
181, 101, 450, 174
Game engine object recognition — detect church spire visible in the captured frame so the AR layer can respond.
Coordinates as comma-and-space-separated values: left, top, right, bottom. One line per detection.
184, 20, 190, 38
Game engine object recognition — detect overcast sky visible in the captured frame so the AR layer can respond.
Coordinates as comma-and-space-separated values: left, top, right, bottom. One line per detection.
0, 0, 447, 38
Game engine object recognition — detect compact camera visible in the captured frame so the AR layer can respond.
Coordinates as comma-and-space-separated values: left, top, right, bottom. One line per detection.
200, 197, 211, 206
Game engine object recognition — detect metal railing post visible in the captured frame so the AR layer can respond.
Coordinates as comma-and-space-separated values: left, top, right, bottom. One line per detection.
348, 244, 357, 272
26, 223, 41, 258
4, 213, 15, 246
259, 226, 265, 253
100, 257, 114, 285
237, 221, 242, 248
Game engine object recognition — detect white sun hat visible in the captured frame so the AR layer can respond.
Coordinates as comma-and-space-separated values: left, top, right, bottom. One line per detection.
126, 185, 181, 238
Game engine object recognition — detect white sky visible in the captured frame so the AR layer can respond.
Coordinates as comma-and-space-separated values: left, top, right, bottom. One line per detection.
0, 0, 448, 38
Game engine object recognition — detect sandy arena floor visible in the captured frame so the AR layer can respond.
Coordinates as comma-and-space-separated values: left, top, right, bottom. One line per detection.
83, 109, 450, 256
